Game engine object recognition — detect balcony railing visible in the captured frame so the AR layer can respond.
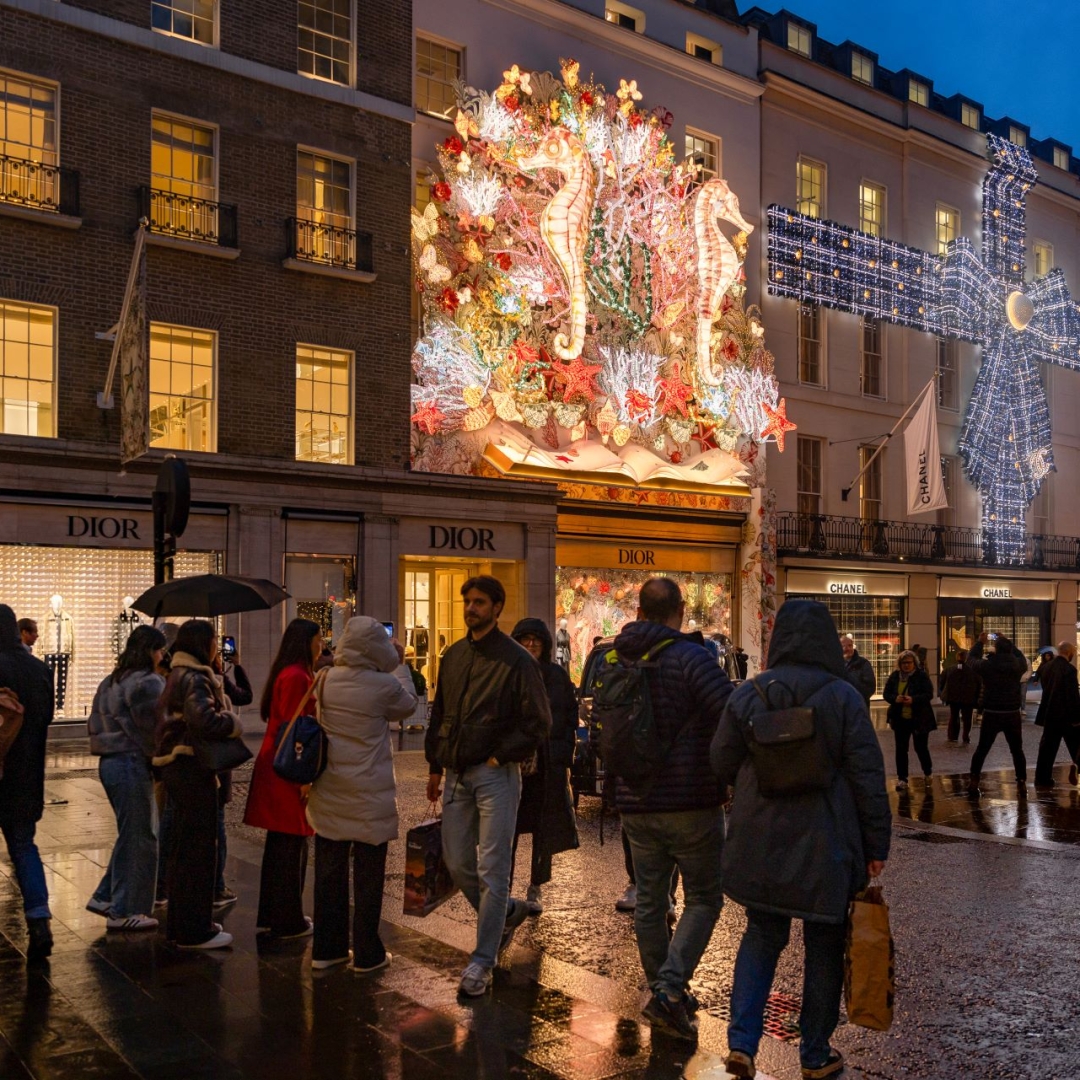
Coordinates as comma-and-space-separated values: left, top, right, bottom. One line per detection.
287, 217, 373, 273
776, 512, 1080, 571
0, 153, 80, 216
138, 186, 238, 247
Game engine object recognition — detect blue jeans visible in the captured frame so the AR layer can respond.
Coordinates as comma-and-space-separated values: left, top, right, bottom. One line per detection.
91, 752, 158, 917
728, 908, 847, 1068
621, 808, 725, 1000
441, 762, 522, 969
0, 817, 50, 920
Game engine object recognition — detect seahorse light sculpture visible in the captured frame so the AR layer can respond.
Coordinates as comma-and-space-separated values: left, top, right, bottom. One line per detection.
519, 129, 596, 360
694, 178, 753, 385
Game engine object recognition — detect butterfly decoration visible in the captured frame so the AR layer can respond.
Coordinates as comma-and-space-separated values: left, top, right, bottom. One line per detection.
456, 152, 472, 175
560, 58, 579, 89
419, 244, 451, 284
411, 203, 439, 243
463, 238, 484, 264
454, 110, 479, 141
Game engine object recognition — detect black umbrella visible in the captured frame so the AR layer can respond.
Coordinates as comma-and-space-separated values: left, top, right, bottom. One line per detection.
131, 574, 290, 618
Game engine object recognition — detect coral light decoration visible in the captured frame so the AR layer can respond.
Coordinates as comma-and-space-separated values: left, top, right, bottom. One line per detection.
410, 59, 783, 491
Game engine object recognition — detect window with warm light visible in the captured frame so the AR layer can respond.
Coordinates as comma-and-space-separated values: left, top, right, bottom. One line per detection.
937, 456, 956, 528
787, 22, 811, 57
0, 300, 55, 438
859, 445, 882, 522
416, 36, 462, 119
935, 203, 959, 255
0, 73, 58, 211
686, 33, 721, 65
298, 0, 352, 86
295, 149, 354, 266
798, 303, 823, 386
1053, 146, 1070, 170
908, 79, 929, 107
149, 323, 216, 452
936, 337, 958, 411
1031, 472, 1051, 535
296, 345, 353, 465
150, 113, 216, 237
796, 156, 825, 218
858, 181, 885, 237
685, 130, 720, 183
961, 102, 980, 129
797, 435, 822, 517
851, 52, 873, 85
605, 2, 643, 31
1009, 125, 1026, 147
861, 318, 884, 398
151, 0, 216, 45
1032, 240, 1053, 278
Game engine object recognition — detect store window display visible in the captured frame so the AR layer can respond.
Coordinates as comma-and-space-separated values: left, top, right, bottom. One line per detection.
112, 597, 141, 660
40, 595, 74, 711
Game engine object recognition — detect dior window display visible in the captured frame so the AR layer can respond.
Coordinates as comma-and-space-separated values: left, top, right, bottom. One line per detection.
112, 597, 141, 659
41, 593, 75, 712
555, 618, 572, 672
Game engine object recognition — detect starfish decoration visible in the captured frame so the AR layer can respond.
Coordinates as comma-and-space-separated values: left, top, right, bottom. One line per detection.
411, 401, 447, 436
552, 357, 603, 402
760, 397, 796, 452
657, 360, 694, 418
691, 422, 718, 453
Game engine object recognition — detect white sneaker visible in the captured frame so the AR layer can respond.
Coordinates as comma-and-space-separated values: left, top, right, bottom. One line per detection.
615, 884, 637, 912
178, 931, 233, 949
312, 952, 352, 971
86, 899, 111, 917
275, 917, 314, 940
458, 961, 492, 997
355, 952, 392, 974
895, 780, 908, 792
106, 914, 159, 931
525, 884, 543, 916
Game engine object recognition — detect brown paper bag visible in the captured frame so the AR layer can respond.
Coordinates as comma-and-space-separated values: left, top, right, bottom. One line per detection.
402, 817, 458, 917
844, 883, 895, 1031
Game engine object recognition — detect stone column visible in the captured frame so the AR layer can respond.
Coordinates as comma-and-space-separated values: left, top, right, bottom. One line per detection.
737, 486, 777, 678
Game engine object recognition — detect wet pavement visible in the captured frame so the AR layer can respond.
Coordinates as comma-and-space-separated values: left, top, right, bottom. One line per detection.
2, 715, 1080, 1080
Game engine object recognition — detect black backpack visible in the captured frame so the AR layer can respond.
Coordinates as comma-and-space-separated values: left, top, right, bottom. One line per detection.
594, 638, 676, 795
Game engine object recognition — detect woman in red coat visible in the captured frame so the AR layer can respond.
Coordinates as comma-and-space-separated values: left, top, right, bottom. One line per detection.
244, 619, 322, 937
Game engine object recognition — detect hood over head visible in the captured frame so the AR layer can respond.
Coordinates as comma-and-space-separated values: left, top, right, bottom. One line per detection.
511, 617, 552, 663
0, 604, 18, 651
335, 616, 400, 673
766, 600, 845, 677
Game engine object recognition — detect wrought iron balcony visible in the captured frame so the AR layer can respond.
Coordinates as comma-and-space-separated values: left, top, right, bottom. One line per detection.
776, 512, 1080, 571
138, 186, 238, 247
0, 153, 80, 216
287, 217, 373, 273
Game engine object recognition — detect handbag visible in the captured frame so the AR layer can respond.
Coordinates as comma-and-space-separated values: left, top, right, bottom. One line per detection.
844, 880, 895, 1031
272, 670, 328, 785
402, 810, 458, 917
747, 675, 836, 797
191, 727, 252, 773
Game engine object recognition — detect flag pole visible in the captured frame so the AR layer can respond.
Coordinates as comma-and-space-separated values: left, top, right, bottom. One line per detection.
98, 219, 148, 409
840, 375, 938, 502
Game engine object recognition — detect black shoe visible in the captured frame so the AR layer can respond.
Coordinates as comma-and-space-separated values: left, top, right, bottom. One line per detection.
641, 992, 698, 1042
27, 918, 52, 962
499, 899, 529, 954
802, 1048, 844, 1078
683, 989, 700, 1015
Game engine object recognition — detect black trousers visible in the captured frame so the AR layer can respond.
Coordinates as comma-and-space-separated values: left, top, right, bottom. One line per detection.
257, 830, 309, 935
947, 702, 975, 742
313, 836, 387, 968
161, 757, 219, 946
894, 726, 932, 781
1034, 725, 1080, 786
970, 710, 1027, 781
510, 832, 551, 890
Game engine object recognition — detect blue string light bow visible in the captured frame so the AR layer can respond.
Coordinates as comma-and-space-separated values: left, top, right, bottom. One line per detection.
767, 135, 1080, 564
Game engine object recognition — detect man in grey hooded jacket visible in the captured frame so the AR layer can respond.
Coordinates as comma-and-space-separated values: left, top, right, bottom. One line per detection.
711, 600, 891, 1080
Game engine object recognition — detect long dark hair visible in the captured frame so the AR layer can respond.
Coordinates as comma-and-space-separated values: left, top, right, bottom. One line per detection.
172, 619, 216, 665
0, 605, 17, 652
111, 625, 167, 684
260, 618, 320, 720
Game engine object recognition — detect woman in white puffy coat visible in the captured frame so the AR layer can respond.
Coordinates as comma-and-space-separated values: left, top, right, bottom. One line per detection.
307, 616, 417, 972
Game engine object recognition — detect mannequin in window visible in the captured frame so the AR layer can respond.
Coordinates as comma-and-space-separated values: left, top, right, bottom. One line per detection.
39, 595, 75, 711
112, 596, 141, 660
555, 618, 572, 672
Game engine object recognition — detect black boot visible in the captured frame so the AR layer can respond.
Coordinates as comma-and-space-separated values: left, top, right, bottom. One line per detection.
27, 917, 53, 962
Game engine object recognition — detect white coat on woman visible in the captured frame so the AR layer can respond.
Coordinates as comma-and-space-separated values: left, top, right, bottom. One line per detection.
306, 617, 417, 845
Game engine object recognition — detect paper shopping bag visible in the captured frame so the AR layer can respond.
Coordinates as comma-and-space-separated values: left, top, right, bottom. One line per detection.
403, 817, 458, 917
844, 883, 895, 1031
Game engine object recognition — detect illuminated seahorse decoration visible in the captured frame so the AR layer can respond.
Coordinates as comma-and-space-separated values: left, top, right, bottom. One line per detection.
520, 129, 596, 360
694, 178, 753, 385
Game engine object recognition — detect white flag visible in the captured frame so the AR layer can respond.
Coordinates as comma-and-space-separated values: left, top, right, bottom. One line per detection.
904, 388, 948, 515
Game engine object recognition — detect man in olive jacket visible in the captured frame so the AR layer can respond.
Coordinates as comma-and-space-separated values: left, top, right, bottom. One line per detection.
711, 600, 890, 1080
426, 576, 551, 998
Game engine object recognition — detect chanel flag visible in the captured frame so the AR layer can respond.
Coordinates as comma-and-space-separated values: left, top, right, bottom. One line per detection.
904, 387, 948, 515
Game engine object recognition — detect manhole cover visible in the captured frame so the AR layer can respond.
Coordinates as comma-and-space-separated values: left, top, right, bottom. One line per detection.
707, 992, 802, 1043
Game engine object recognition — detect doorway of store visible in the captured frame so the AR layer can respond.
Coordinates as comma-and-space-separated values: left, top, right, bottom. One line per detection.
402, 565, 470, 700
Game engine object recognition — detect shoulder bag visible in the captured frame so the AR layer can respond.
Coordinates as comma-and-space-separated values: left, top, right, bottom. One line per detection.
181, 671, 253, 773
272, 670, 329, 784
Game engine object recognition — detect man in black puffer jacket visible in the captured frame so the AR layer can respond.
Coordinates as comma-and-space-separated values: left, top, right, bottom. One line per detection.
613, 577, 733, 1042
967, 632, 1028, 793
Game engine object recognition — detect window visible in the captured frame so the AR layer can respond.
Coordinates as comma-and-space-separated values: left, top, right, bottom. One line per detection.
605, 2, 643, 31
685, 130, 720, 183
1031, 474, 1051, 535
908, 79, 929, 106
798, 303, 823, 386
851, 52, 873, 85
296, 345, 352, 465
686, 33, 721, 65
961, 102, 980, 130
298, 0, 352, 85
859, 445, 882, 522
797, 436, 823, 517
787, 22, 812, 57
151, 1, 215, 45
150, 112, 217, 239
796, 156, 825, 218
935, 203, 959, 255
1032, 240, 1053, 278
937, 456, 956, 528
0, 301, 55, 438
0, 73, 58, 211
412, 172, 432, 341
860, 318, 884, 398
416, 36, 462, 119
937, 337, 958, 410
1009, 125, 1027, 148
295, 149, 354, 267
1053, 146, 1070, 170
149, 323, 216, 452
859, 181, 885, 237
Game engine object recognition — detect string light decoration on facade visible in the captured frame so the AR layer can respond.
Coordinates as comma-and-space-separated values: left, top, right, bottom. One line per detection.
409, 59, 784, 490
768, 134, 1080, 563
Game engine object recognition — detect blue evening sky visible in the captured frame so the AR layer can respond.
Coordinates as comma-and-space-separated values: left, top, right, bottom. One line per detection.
768, 0, 1080, 150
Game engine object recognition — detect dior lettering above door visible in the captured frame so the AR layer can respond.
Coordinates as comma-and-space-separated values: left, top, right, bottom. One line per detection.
397, 519, 525, 561
429, 525, 494, 552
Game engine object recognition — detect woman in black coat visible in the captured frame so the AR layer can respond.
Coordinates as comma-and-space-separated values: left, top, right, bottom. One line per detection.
0, 604, 56, 960
510, 618, 580, 914
883, 649, 936, 791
